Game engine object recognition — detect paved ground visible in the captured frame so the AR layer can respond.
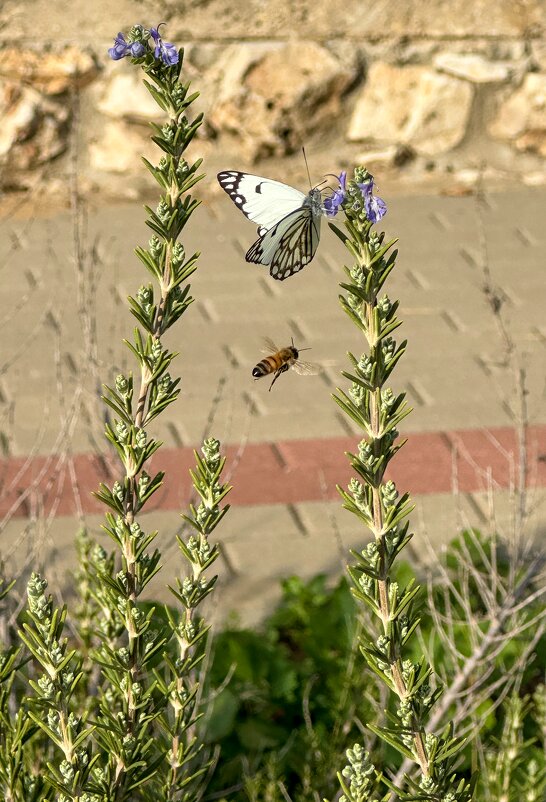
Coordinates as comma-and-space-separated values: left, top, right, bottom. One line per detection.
0, 187, 544, 623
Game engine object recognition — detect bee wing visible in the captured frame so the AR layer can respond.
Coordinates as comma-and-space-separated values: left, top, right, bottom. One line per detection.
261, 336, 279, 355
292, 360, 321, 376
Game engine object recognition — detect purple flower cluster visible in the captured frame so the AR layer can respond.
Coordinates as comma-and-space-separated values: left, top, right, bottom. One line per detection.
359, 180, 387, 223
108, 33, 146, 60
324, 171, 387, 224
150, 26, 178, 66
108, 24, 179, 66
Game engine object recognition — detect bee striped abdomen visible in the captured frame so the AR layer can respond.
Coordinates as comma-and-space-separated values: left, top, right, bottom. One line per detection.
252, 355, 282, 378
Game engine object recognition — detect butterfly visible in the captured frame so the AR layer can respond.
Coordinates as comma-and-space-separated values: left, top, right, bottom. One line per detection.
217, 171, 325, 281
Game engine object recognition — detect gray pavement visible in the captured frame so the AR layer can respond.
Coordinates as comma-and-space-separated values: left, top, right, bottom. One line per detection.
1, 190, 544, 453
0, 188, 544, 622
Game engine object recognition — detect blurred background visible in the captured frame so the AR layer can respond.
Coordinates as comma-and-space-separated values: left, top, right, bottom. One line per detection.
2, 0, 546, 197
0, 0, 545, 622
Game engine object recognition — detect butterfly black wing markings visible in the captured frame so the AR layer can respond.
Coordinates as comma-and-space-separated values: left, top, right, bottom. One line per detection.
246, 205, 322, 281
217, 171, 306, 234
269, 211, 321, 281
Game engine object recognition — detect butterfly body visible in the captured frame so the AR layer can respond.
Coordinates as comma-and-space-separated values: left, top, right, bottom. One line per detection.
217, 171, 324, 280
253, 337, 320, 391
302, 187, 324, 216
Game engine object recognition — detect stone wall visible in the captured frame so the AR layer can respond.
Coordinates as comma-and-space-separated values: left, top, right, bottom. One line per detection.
0, 0, 544, 198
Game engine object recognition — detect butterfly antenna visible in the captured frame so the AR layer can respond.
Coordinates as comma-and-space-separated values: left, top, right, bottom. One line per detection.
302, 147, 312, 190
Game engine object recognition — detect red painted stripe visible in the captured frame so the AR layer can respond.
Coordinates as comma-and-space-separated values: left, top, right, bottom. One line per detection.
0, 426, 544, 520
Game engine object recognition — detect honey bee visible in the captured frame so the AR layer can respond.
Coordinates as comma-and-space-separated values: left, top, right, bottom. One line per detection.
252, 337, 320, 391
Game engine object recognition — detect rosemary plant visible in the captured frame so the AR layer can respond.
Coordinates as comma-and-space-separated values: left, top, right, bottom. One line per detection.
0, 23, 231, 802
88, 24, 231, 800
479, 692, 540, 802
0, 575, 46, 802
329, 168, 476, 801
19, 573, 96, 799
155, 436, 230, 799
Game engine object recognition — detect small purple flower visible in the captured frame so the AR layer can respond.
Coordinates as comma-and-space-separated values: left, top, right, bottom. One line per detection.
358, 180, 387, 223
108, 32, 129, 60
150, 25, 179, 66
323, 171, 347, 217
128, 41, 146, 58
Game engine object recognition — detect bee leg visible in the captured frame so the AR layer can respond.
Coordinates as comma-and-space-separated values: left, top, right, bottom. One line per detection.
269, 364, 288, 391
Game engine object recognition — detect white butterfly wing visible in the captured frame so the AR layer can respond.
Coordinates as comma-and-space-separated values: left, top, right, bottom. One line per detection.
217, 171, 306, 232
246, 206, 322, 281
